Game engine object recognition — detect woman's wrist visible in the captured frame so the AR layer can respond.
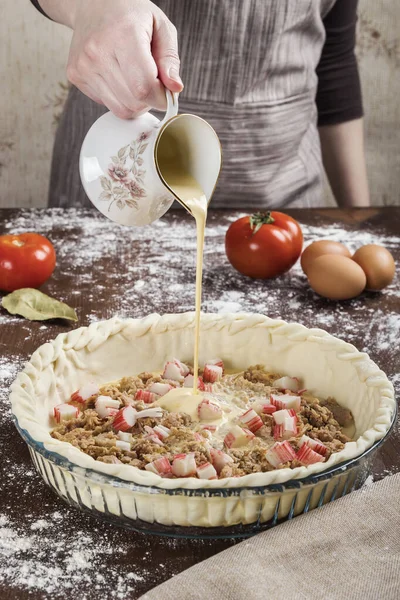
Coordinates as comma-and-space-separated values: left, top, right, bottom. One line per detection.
38, 0, 77, 28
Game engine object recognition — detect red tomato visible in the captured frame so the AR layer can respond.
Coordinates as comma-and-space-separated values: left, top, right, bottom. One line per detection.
0, 233, 56, 292
225, 212, 303, 279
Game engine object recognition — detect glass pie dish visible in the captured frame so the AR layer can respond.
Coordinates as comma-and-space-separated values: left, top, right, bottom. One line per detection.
11, 313, 396, 538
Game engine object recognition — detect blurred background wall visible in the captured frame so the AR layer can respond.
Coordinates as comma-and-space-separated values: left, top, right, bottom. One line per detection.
0, 0, 399, 208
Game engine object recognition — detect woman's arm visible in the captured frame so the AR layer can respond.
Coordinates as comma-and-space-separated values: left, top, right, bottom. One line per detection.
319, 119, 369, 208
31, 0, 183, 118
316, 0, 370, 207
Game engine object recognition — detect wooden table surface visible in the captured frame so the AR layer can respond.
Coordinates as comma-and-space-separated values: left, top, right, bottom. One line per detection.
1, 207, 399, 599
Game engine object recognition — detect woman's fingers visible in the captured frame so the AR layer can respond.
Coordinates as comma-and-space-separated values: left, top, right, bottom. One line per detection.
152, 16, 183, 94
75, 82, 104, 107
68, 54, 136, 119
115, 38, 167, 112
91, 75, 136, 119
100, 56, 151, 115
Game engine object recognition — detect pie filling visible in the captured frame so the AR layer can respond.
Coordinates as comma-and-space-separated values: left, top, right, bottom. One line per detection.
50, 359, 354, 479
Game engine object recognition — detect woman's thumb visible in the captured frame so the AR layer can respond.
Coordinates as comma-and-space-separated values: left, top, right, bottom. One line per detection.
152, 19, 183, 92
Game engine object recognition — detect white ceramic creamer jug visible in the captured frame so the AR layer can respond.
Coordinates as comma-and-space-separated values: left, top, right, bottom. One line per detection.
79, 90, 222, 226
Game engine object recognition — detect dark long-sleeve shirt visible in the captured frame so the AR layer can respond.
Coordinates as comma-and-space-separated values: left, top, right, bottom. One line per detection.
316, 0, 363, 126
30, 0, 363, 126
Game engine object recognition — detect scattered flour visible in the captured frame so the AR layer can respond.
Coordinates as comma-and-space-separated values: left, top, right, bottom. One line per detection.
0, 511, 154, 598
0, 356, 24, 425
0, 502, 213, 599
0, 362, 19, 381
363, 475, 375, 488
391, 373, 400, 392
2, 208, 399, 332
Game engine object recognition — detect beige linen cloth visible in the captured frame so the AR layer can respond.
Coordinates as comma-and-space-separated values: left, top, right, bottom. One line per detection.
140, 474, 400, 600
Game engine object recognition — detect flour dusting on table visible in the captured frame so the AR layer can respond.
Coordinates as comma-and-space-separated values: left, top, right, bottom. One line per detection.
0, 510, 166, 598
2, 208, 399, 327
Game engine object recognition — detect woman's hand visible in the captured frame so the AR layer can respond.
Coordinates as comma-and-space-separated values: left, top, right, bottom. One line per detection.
65, 0, 183, 118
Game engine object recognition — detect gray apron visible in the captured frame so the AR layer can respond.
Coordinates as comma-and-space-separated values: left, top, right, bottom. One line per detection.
49, 0, 336, 209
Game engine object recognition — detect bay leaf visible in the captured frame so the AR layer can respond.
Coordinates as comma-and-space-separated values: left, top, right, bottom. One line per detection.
1, 288, 78, 322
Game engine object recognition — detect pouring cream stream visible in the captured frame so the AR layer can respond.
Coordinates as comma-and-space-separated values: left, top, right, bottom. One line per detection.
155, 141, 209, 410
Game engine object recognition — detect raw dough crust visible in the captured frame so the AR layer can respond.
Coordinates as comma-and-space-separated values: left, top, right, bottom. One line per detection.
11, 313, 396, 490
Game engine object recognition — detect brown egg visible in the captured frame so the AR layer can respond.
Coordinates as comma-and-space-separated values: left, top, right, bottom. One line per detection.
307, 255, 366, 300
352, 244, 396, 291
301, 241, 351, 274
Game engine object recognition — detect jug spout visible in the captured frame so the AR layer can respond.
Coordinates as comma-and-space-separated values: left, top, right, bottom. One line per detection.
154, 114, 222, 215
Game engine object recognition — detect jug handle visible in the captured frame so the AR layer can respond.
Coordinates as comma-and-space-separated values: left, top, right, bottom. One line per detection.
157, 90, 179, 128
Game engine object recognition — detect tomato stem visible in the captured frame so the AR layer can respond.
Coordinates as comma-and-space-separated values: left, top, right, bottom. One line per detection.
249, 212, 275, 234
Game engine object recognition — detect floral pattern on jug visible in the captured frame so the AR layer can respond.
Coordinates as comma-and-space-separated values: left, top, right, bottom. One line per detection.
98, 130, 152, 212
